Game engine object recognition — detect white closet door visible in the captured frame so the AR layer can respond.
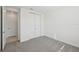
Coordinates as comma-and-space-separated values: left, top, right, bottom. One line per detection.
20, 8, 35, 42
27, 14, 35, 39
20, 8, 42, 42
34, 14, 41, 37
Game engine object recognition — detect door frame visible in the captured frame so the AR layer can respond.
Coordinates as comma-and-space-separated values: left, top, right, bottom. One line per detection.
1, 6, 3, 51
2, 6, 20, 51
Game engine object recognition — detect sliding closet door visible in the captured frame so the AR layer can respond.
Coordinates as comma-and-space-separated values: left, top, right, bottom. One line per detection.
20, 8, 42, 42
20, 8, 35, 42
27, 13, 35, 39
34, 14, 41, 37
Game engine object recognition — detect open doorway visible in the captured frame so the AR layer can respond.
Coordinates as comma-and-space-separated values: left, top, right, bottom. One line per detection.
6, 7, 18, 43
2, 6, 20, 50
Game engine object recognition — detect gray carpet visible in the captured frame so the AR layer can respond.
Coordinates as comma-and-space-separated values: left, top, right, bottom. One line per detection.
3, 36, 79, 52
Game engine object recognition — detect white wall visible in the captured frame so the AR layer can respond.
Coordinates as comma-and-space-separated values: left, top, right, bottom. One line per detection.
45, 7, 79, 47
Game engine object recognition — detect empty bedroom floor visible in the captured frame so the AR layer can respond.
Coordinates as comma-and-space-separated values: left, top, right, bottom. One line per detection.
4, 36, 79, 52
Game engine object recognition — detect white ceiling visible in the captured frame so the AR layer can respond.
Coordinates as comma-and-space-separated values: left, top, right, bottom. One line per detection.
19, 6, 64, 13
6, 6, 64, 13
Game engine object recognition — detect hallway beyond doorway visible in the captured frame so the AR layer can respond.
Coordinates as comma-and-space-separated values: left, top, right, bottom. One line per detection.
6, 36, 18, 44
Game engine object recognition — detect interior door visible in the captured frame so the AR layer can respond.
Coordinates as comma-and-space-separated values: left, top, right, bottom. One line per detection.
20, 8, 35, 42
2, 7, 7, 50
26, 13, 35, 39
20, 8, 41, 42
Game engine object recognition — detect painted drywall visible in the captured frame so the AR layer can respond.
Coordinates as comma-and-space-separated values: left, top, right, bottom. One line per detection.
45, 7, 79, 47
20, 8, 44, 42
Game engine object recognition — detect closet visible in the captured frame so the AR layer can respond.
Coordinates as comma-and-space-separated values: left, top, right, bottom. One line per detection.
20, 8, 44, 42
34, 13, 41, 37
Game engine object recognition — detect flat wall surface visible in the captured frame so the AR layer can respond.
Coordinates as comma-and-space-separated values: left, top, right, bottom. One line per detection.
45, 7, 79, 47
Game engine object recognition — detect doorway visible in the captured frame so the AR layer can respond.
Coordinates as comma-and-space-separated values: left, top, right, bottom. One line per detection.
2, 6, 20, 50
